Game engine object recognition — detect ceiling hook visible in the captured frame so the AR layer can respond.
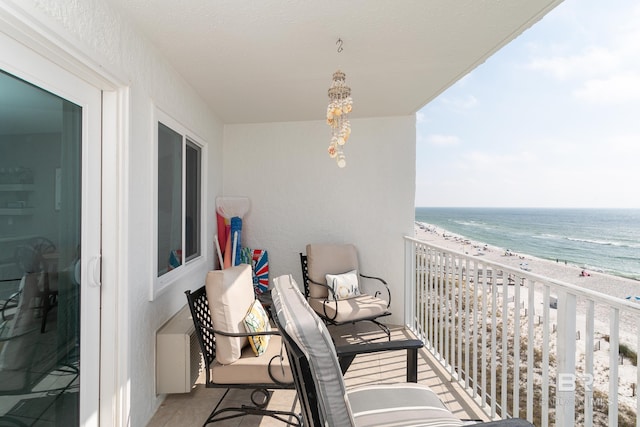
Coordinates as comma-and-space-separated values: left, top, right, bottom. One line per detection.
336, 38, 344, 53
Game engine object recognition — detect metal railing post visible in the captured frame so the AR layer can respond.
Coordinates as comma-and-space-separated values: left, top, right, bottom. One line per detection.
556, 290, 577, 426
404, 238, 416, 329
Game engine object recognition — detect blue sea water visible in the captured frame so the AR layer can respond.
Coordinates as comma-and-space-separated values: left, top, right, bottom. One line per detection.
415, 208, 640, 281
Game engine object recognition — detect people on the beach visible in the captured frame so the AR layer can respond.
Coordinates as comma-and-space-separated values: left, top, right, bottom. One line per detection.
580, 269, 591, 277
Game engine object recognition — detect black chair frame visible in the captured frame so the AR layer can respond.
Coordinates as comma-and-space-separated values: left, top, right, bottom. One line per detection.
273, 313, 322, 427
300, 253, 391, 339
185, 287, 301, 426
273, 291, 535, 427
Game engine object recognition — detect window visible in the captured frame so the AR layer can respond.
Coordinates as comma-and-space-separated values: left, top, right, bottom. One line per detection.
157, 120, 202, 278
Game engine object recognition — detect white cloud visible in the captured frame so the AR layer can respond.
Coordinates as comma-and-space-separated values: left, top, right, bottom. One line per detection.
426, 134, 460, 146
440, 94, 479, 111
574, 72, 640, 104
607, 133, 640, 153
527, 46, 618, 80
455, 72, 475, 88
461, 150, 538, 171
526, 3, 640, 86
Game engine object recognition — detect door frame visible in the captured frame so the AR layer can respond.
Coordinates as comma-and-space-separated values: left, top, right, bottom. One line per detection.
1, 1, 129, 425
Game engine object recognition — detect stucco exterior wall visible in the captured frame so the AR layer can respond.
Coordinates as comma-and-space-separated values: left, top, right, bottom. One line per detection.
12, 0, 224, 425
223, 116, 416, 325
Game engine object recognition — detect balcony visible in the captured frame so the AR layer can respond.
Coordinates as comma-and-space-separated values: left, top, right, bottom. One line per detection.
147, 235, 640, 426
147, 322, 488, 426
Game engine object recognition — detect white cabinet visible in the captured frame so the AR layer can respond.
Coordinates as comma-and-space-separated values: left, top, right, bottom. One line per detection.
156, 304, 203, 394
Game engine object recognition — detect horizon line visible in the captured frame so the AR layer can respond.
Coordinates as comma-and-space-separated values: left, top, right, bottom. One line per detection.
415, 206, 640, 210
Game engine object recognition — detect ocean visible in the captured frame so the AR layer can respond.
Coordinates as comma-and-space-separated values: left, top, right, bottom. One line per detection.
415, 207, 640, 281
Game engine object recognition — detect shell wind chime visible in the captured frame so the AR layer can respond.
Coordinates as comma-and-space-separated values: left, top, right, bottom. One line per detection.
326, 69, 352, 168
327, 70, 353, 168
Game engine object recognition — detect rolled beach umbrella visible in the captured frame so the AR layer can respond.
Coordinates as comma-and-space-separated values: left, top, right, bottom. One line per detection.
216, 196, 250, 266
230, 216, 242, 266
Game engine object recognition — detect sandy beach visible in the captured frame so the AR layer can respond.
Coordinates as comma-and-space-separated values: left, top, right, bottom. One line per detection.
414, 221, 640, 342
415, 221, 640, 301
415, 221, 640, 415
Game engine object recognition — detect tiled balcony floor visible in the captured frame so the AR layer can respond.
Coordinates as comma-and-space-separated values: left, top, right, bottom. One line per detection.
147, 324, 488, 427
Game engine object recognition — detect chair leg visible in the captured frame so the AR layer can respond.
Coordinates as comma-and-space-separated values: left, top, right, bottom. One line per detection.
203, 388, 302, 426
370, 319, 391, 341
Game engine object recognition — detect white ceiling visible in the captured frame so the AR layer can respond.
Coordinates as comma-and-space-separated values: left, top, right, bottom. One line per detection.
102, 0, 563, 124
0, 1, 564, 132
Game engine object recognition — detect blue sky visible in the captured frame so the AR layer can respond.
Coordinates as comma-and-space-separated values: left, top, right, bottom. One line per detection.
416, 0, 640, 208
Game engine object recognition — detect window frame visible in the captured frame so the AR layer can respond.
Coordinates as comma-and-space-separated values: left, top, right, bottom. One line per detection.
184, 138, 202, 263
151, 108, 206, 300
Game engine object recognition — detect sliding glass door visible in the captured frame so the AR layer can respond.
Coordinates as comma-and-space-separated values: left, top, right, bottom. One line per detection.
0, 32, 101, 426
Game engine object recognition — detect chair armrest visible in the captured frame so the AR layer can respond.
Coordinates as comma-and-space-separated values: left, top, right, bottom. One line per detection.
359, 274, 391, 308
335, 339, 424, 380
308, 277, 337, 300
359, 273, 387, 284
198, 321, 281, 338
334, 338, 423, 358
214, 329, 281, 338
307, 277, 340, 321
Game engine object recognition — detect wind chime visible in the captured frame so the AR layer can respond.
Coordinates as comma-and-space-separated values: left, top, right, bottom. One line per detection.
326, 39, 353, 168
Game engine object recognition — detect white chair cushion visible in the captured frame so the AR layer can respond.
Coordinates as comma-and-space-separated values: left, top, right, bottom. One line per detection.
273, 274, 355, 426
348, 383, 463, 426
210, 335, 292, 384
308, 294, 388, 323
205, 264, 255, 365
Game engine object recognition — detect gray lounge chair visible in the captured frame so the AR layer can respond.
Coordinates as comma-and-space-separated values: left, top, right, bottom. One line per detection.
271, 273, 534, 427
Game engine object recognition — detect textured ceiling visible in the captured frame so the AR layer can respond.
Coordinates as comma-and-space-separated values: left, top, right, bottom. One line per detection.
104, 0, 563, 124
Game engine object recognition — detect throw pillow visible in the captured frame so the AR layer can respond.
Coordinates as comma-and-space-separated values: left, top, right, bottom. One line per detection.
243, 298, 271, 356
325, 270, 360, 301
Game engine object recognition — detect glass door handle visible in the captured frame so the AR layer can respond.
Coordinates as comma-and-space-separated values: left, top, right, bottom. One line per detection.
88, 254, 101, 287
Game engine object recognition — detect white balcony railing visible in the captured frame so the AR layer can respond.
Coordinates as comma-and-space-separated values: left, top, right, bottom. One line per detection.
404, 236, 640, 427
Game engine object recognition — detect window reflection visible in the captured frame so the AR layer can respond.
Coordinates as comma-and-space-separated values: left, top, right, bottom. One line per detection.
0, 70, 81, 425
